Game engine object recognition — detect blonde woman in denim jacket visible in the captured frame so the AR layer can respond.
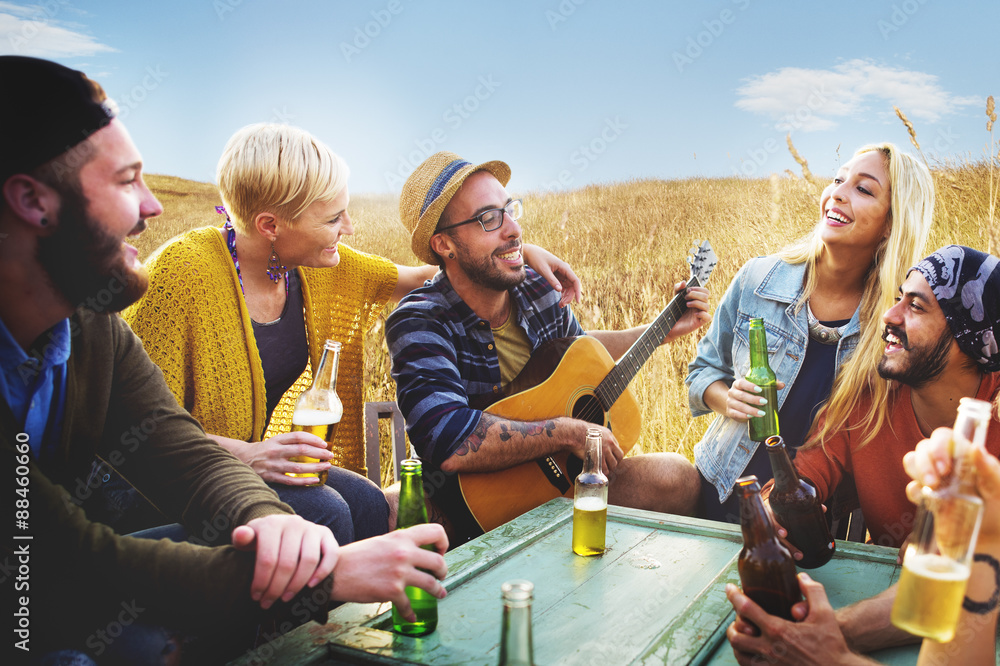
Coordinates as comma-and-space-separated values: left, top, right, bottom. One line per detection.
686, 143, 934, 523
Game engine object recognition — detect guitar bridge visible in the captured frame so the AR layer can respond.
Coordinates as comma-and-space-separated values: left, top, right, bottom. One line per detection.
536, 456, 571, 495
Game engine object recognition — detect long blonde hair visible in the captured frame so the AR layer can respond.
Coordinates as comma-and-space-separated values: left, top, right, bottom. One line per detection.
778, 143, 935, 450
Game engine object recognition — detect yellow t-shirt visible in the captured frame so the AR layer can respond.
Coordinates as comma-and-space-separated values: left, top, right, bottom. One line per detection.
492, 301, 532, 386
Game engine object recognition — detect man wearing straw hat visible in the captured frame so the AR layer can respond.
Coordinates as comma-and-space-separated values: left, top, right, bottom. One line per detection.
386, 151, 711, 541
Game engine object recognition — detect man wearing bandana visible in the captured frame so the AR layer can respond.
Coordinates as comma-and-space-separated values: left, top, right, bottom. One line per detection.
723, 245, 1000, 664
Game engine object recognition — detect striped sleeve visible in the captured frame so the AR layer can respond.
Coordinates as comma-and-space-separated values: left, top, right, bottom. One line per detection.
386, 296, 481, 468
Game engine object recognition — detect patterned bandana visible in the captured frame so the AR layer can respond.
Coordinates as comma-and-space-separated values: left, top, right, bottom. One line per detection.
908, 245, 1000, 373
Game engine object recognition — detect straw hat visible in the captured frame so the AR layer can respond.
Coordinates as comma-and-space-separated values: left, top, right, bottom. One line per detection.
399, 151, 511, 265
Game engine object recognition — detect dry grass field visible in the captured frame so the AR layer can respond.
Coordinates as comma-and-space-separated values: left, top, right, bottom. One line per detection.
133, 121, 998, 484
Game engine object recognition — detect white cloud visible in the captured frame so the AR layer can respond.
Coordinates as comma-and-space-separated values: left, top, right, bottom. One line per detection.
0, 9, 115, 58
735, 59, 977, 133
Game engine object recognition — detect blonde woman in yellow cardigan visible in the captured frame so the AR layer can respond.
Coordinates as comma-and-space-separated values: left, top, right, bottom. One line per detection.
116, 123, 580, 545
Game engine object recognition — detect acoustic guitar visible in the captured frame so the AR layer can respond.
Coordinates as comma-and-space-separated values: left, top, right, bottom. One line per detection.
458, 240, 718, 532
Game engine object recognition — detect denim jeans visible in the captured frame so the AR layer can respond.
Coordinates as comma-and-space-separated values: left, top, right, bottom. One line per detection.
133, 467, 390, 546
269, 465, 390, 544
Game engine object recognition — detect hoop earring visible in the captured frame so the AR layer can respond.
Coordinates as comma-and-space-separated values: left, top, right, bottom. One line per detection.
40, 218, 48, 226
267, 242, 286, 283
448, 252, 455, 259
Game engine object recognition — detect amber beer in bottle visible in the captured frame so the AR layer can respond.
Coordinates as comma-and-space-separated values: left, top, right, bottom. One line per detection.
497, 580, 535, 666
288, 339, 343, 486
572, 427, 609, 556
736, 475, 802, 621
892, 398, 991, 642
392, 459, 438, 636
746, 318, 779, 442
765, 435, 835, 569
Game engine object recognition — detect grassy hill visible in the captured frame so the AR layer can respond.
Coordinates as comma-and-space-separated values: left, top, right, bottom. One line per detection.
139, 151, 997, 479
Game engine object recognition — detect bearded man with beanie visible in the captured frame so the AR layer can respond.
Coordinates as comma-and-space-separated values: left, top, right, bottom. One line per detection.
0, 56, 446, 663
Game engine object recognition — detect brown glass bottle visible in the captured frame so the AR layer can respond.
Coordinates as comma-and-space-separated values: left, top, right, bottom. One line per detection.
765, 436, 835, 569
736, 475, 803, 621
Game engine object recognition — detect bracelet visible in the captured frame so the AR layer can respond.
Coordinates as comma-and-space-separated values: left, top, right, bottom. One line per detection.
962, 553, 1000, 615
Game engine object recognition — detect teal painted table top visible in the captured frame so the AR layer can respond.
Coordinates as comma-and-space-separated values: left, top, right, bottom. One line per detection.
230, 499, 919, 665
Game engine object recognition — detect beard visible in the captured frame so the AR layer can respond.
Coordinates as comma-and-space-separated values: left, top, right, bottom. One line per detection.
877, 324, 953, 389
448, 236, 526, 291
36, 185, 149, 313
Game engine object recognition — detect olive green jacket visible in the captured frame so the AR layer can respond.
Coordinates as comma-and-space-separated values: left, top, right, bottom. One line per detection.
1, 309, 331, 655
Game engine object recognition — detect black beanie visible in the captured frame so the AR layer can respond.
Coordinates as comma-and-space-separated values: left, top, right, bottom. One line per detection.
0, 56, 117, 186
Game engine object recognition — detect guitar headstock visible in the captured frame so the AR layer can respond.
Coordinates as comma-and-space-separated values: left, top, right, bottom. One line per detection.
687, 240, 717, 287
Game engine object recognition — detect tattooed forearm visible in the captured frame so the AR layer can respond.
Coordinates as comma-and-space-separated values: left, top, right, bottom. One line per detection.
455, 413, 557, 457
454, 414, 494, 456
498, 420, 557, 442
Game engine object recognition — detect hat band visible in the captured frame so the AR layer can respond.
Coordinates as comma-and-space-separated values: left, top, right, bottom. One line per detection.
420, 159, 471, 218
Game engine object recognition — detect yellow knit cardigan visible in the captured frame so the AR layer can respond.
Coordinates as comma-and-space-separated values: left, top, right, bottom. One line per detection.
123, 226, 398, 475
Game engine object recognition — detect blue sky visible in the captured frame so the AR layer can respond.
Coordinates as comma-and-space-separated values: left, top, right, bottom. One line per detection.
2, 0, 997, 194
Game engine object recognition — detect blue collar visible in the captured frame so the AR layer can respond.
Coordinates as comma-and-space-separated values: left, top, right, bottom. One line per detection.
0, 316, 72, 381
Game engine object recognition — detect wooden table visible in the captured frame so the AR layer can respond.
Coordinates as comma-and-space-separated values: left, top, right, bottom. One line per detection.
232, 499, 919, 665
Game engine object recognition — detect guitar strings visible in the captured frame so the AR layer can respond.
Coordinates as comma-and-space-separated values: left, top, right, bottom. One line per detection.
573, 294, 690, 425
568, 255, 713, 429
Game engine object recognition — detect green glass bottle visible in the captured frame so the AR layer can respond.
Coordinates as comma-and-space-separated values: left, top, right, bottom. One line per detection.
497, 580, 535, 666
745, 318, 779, 442
392, 459, 438, 636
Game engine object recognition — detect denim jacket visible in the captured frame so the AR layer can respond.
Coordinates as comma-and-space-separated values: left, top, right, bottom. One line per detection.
686, 256, 861, 503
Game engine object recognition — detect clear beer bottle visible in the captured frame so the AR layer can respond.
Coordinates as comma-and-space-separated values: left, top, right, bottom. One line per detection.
288, 339, 343, 485
497, 580, 534, 666
892, 398, 991, 642
392, 459, 438, 636
572, 427, 608, 556
745, 318, 779, 442
765, 435, 835, 569
736, 475, 802, 621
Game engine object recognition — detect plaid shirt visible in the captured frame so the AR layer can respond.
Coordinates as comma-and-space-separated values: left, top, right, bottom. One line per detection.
386, 268, 584, 469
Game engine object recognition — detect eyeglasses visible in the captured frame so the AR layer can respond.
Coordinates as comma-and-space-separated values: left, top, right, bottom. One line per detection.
437, 199, 523, 233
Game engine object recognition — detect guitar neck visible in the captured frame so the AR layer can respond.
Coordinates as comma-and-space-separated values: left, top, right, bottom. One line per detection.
595, 274, 702, 409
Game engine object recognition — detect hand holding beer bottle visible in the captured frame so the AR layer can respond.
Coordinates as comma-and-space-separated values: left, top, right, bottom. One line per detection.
904, 421, 1000, 665
765, 436, 835, 569
736, 475, 803, 622
392, 459, 438, 636
892, 398, 992, 643
288, 339, 343, 486
745, 318, 780, 442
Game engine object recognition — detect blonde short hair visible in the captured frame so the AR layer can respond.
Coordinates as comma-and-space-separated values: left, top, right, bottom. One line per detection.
216, 123, 349, 233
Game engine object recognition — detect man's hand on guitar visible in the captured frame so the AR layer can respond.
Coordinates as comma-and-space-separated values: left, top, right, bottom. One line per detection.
662, 281, 712, 344
569, 422, 624, 477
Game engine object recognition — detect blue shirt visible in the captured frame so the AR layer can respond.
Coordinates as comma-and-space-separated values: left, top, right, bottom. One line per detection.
0, 315, 71, 462
386, 268, 584, 469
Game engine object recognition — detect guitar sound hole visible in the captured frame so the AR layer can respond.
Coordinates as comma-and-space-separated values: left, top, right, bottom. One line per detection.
572, 394, 606, 427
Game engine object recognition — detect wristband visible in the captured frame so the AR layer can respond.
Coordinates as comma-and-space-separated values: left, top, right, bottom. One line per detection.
962, 553, 1000, 614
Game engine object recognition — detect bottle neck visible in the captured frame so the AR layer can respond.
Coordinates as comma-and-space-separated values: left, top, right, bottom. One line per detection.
312, 346, 341, 392
739, 488, 778, 545
952, 403, 992, 495
766, 439, 798, 492
397, 466, 428, 528
748, 326, 769, 370
583, 434, 603, 476
499, 602, 534, 666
